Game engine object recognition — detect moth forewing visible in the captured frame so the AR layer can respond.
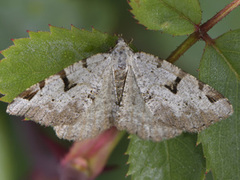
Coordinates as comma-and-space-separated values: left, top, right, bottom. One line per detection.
7, 38, 233, 142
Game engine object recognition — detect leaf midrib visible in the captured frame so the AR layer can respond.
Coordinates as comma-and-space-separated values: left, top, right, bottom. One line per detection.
211, 43, 240, 81
160, 0, 197, 26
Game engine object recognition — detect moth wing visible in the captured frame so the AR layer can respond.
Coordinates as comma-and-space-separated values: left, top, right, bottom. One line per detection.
114, 66, 182, 142
7, 53, 116, 141
128, 52, 233, 133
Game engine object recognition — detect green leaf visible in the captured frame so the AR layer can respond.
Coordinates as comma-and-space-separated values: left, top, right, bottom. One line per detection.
0, 26, 117, 102
127, 133, 205, 180
129, 0, 202, 36
198, 29, 240, 179
205, 171, 214, 180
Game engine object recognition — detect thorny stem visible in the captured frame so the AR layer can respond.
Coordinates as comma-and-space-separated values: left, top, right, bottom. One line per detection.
167, 0, 240, 63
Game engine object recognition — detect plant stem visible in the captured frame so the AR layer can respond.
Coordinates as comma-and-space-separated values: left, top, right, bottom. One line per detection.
167, 31, 200, 63
201, 0, 240, 33
167, 0, 240, 63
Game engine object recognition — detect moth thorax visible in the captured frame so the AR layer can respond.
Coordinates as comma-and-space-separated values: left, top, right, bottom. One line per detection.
114, 67, 127, 105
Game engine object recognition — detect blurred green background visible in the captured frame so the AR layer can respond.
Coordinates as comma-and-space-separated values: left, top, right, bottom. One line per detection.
0, 0, 239, 179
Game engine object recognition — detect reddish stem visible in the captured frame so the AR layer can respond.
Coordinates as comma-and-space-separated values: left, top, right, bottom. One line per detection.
200, 0, 240, 34
167, 0, 240, 63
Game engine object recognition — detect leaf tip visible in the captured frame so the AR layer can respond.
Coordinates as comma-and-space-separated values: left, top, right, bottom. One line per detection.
0, 93, 4, 99
196, 140, 201, 146
70, 24, 76, 30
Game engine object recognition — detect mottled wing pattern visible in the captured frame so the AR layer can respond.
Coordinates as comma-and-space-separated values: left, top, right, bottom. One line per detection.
129, 52, 233, 133
7, 53, 116, 141
115, 65, 182, 141
6, 39, 234, 142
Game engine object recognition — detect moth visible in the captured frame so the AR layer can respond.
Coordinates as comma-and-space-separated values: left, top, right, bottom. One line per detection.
7, 39, 233, 142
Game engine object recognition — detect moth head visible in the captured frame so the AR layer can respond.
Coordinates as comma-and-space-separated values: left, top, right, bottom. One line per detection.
113, 38, 132, 54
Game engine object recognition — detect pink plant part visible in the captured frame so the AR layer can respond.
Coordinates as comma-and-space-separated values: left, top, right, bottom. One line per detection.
60, 127, 122, 179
